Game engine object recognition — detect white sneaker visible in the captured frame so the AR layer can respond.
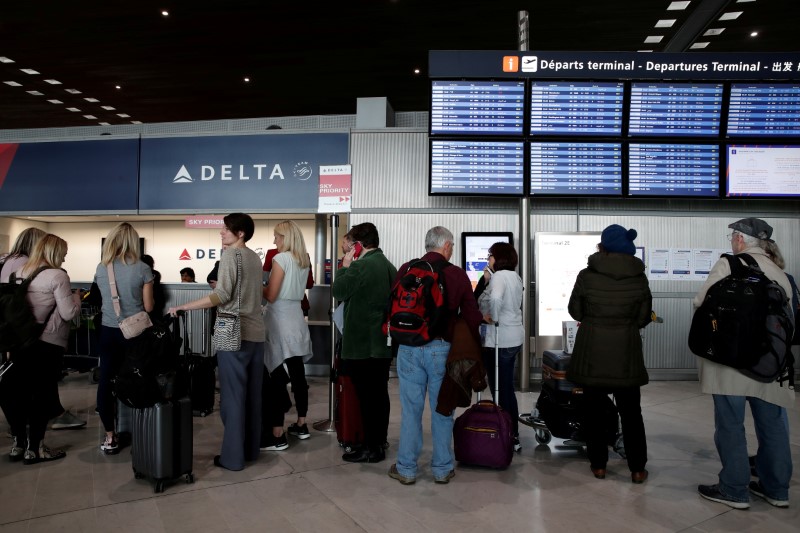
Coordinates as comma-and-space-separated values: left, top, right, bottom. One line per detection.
51, 410, 86, 430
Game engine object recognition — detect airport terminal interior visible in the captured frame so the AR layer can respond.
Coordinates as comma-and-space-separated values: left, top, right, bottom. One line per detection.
0, 374, 797, 533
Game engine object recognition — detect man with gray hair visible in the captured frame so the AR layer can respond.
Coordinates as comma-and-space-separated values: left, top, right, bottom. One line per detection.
694, 218, 794, 510
388, 226, 482, 485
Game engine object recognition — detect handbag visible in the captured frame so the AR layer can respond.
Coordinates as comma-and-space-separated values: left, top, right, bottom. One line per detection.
213, 250, 242, 352
107, 263, 153, 339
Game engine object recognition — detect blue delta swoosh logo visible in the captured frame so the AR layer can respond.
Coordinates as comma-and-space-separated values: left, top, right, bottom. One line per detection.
173, 165, 193, 183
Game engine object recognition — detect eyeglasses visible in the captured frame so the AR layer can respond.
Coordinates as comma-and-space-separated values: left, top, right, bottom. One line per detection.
726, 232, 740, 240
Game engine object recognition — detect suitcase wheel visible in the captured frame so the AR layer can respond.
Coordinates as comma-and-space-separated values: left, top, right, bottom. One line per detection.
133, 471, 145, 480
185, 472, 195, 484
534, 428, 552, 445
154, 480, 165, 494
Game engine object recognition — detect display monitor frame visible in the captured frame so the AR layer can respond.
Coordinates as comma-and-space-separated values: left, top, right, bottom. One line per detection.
429, 138, 526, 197
726, 83, 800, 138
627, 82, 724, 138
529, 141, 623, 197
529, 80, 625, 137
626, 142, 722, 198
460, 232, 515, 290
429, 79, 526, 137
725, 144, 800, 198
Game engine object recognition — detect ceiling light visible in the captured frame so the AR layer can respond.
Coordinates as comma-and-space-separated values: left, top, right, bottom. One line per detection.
244, 77, 250, 82
644, 35, 664, 43
690, 42, 710, 49
750, 31, 759, 37
117, 113, 130, 118
19, 68, 40, 75
3, 81, 22, 86
98, 122, 110, 126
43, 79, 62, 85
637, 50, 654, 53
736, 0, 756, 3
0, 57, 14, 63
66, 107, 81, 112
115, 85, 121, 89
413, 68, 421, 74
47, 99, 63, 104
655, 19, 676, 28
131, 120, 143, 124
667, 1, 691, 10
719, 12, 743, 20
65, 88, 81, 94
25, 90, 44, 96
704, 28, 725, 36
161, 10, 169, 16
83, 115, 97, 120
101, 105, 116, 110
84, 97, 100, 102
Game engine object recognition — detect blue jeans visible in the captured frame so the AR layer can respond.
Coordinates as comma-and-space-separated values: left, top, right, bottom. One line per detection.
482, 345, 521, 437
396, 340, 453, 480
713, 394, 792, 502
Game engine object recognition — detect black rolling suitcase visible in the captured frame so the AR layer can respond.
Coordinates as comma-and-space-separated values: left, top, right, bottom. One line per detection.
131, 396, 194, 493
180, 310, 217, 417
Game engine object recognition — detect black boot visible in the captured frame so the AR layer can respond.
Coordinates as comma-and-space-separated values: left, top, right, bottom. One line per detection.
343, 445, 385, 463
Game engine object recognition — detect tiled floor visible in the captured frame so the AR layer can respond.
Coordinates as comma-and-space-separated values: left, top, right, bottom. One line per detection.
0, 374, 798, 533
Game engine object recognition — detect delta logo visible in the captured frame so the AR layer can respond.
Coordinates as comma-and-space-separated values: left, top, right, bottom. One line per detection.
172, 161, 314, 184
179, 249, 192, 260
179, 248, 224, 260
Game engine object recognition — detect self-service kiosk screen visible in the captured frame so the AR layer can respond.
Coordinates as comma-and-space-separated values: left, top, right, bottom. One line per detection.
430, 80, 525, 136
429, 139, 525, 196
726, 145, 800, 197
726, 84, 800, 137
628, 83, 724, 137
628, 143, 720, 197
529, 142, 622, 196
529, 81, 624, 136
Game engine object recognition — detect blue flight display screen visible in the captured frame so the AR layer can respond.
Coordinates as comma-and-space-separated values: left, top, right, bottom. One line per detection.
530, 81, 624, 136
430, 140, 524, 195
430, 80, 525, 136
529, 142, 622, 195
628, 83, 723, 137
628, 144, 719, 197
727, 84, 800, 137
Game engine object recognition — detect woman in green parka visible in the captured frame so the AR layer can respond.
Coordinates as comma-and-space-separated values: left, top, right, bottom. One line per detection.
331, 222, 397, 463
567, 224, 652, 484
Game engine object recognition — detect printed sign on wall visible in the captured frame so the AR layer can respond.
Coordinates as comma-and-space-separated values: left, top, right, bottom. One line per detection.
318, 164, 352, 213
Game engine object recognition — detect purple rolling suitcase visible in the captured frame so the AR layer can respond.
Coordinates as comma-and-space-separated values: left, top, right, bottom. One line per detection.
453, 323, 514, 469
131, 397, 194, 493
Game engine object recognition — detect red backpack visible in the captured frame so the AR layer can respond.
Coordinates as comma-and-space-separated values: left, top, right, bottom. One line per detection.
383, 259, 448, 346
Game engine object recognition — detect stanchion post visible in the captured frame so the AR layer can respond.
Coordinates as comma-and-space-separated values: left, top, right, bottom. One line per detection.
313, 213, 339, 432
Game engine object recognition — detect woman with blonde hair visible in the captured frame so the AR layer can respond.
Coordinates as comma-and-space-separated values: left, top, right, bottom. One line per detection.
261, 220, 313, 450
93, 223, 154, 455
6, 234, 81, 463
0, 227, 46, 282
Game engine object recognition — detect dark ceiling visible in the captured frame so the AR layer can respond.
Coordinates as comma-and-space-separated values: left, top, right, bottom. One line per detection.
1, 0, 797, 130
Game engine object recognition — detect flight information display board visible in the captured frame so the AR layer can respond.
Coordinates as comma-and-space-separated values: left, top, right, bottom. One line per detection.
530, 142, 622, 196
430, 139, 524, 195
430, 80, 525, 136
628, 83, 724, 137
529, 81, 624, 136
726, 84, 800, 137
726, 145, 800, 197
628, 143, 720, 197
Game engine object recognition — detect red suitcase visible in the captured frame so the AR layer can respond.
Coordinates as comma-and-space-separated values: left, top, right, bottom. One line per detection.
333, 341, 363, 452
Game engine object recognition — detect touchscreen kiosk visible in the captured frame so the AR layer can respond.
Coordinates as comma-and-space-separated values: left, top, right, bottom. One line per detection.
461, 232, 514, 289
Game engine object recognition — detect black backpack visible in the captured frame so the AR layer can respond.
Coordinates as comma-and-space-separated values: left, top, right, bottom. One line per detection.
382, 259, 449, 346
689, 253, 795, 385
0, 265, 56, 353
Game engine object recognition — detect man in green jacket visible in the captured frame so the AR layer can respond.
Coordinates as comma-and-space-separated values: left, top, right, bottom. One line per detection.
332, 222, 397, 463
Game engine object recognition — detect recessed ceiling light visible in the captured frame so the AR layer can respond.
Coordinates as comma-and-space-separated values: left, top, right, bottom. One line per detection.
161, 10, 169, 16
84, 97, 100, 103
115, 85, 121, 90
43, 79, 62, 85
644, 35, 664, 43
101, 105, 116, 110
413, 68, 421, 74
3, 81, 22, 87
655, 19, 676, 28
244, 77, 250, 82
719, 12, 743, 20
667, 1, 691, 10
690, 42, 710, 49
98, 122, 111, 126
117, 113, 130, 118
66, 107, 81, 112
65, 88, 81, 94
47, 99, 63, 104
704, 28, 725, 36
0, 57, 15, 63
131, 120, 143, 125
20, 68, 40, 75
83, 115, 97, 120
750, 31, 759, 37
25, 90, 44, 96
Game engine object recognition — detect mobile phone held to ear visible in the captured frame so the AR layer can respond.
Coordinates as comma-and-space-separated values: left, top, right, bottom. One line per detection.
352, 241, 363, 259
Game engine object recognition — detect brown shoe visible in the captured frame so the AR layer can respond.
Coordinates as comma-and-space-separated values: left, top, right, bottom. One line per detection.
388, 463, 415, 485
591, 467, 606, 479
631, 470, 649, 484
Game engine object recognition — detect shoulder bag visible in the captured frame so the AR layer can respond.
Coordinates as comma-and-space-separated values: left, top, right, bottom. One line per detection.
213, 249, 242, 352
108, 263, 153, 339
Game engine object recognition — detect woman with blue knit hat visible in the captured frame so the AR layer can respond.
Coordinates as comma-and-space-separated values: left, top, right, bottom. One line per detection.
566, 224, 653, 483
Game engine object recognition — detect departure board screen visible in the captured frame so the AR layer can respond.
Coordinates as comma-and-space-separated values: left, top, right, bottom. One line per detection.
726, 145, 800, 197
430, 80, 525, 136
628, 143, 720, 197
628, 83, 723, 137
430, 139, 524, 195
727, 84, 800, 137
530, 142, 622, 196
530, 81, 624, 136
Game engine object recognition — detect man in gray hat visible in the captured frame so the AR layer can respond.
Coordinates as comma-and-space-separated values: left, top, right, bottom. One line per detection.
693, 218, 794, 510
